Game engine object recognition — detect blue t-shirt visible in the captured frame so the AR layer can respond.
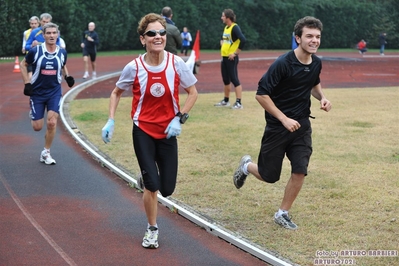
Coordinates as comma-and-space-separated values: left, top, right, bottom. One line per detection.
25, 27, 61, 51
25, 43, 67, 95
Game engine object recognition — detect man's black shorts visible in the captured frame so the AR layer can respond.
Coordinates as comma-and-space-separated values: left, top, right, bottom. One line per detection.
257, 118, 313, 183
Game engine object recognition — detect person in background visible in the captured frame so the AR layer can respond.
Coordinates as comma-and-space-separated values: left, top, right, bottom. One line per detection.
81, 22, 99, 79
22, 16, 40, 80
161, 6, 182, 55
22, 16, 40, 54
233, 16, 332, 230
291, 31, 298, 50
24, 13, 60, 52
357, 39, 367, 55
180, 27, 192, 56
214, 8, 246, 109
378, 32, 387, 56
20, 22, 75, 165
59, 31, 66, 49
101, 13, 198, 249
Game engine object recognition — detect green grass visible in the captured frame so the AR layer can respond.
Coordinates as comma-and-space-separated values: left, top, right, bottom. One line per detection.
69, 87, 399, 266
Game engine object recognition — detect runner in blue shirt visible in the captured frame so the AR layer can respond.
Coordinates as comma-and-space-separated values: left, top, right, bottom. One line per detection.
20, 22, 75, 165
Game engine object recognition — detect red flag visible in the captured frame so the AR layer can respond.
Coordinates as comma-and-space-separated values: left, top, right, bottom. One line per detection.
192, 30, 200, 62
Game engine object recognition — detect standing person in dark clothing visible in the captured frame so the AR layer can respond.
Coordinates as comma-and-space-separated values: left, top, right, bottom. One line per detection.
233, 16, 332, 230
378, 32, 387, 56
214, 9, 246, 109
161, 6, 182, 55
81, 22, 99, 79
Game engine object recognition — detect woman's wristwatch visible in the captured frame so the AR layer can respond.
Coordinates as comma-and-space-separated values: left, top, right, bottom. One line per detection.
176, 112, 189, 124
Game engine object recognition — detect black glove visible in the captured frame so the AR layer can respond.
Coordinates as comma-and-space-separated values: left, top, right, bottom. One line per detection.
24, 83, 33, 96
65, 75, 75, 88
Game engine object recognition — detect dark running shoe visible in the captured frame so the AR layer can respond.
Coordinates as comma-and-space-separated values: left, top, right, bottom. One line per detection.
233, 155, 252, 189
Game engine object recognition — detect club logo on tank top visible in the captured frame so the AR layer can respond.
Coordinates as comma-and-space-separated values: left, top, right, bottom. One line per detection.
150, 82, 166, 97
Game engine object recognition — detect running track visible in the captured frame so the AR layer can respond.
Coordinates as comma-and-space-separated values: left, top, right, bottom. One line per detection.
1, 51, 398, 266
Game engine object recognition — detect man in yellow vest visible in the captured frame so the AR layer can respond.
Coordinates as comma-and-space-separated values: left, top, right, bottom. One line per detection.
22, 16, 40, 54
215, 9, 246, 109
22, 16, 40, 79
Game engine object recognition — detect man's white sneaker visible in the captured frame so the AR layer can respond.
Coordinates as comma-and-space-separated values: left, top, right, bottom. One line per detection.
83, 72, 89, 79
214, 100, 230, 107
92, 72, 97, 79
40, 150, 56, 165
231, 102, 243, 109
274, 213, 298, 230
233, 155, 252, 189
142, 226, 159, 249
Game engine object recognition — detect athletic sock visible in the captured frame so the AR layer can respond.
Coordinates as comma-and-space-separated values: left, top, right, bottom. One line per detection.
236, 98, 241, 104
276, 209, 288, 218
242, 162, 250, 175
147, 223, 158, 230
224, 97, 229, 103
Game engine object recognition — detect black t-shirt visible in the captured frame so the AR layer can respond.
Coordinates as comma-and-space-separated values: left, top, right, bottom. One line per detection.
82, 30, 99, 50
257, 51, 321, 126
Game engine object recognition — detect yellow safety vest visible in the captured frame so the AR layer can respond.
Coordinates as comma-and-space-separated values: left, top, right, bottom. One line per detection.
221, 23, 240, 57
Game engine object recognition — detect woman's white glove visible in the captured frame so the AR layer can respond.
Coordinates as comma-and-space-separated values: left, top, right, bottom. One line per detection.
164, 117, 181, 139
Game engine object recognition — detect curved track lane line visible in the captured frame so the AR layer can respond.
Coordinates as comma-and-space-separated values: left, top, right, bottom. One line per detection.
0, 173, 78, 266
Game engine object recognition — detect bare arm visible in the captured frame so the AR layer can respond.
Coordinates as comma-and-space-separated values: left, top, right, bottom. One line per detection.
20, 58, 30, 84
255, 94, 301, 132
108, 87, 125, 119
62, 65, 70, 77
311, 83, 332, 112
181, 85, 198, 114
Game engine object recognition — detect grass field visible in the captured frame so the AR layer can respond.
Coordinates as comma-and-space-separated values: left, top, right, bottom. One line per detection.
69, 87, 399, 266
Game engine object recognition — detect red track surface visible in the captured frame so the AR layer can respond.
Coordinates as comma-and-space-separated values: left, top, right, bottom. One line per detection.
0, 50, 397, 266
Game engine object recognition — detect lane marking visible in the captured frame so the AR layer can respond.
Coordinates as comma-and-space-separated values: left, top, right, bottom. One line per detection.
0, 173, 78, 266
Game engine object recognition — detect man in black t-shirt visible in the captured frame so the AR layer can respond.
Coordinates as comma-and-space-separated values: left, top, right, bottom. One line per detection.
233, 16, 332, 230
81, 22, 99, 79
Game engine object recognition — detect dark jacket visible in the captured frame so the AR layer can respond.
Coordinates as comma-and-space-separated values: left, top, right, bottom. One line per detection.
164, 19, 182, 55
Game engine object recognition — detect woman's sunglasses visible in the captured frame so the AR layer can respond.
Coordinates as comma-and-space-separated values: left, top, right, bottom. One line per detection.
143, 29, 167, 37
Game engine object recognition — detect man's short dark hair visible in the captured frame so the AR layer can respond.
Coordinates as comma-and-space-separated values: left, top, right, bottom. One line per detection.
223, 9, 236, 23
161, 6, 172, 18
294, 16, 323, 37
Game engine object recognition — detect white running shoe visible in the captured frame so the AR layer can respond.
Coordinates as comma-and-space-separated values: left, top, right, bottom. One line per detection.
231, 102, 243, 109
142, 226, 159, 249
214, 100, 230, 107
274, 213, 298, 230
40, 150, 56, 165
83, 72, 89, 79
233, 155, 252, 189
92, 72, 97, 79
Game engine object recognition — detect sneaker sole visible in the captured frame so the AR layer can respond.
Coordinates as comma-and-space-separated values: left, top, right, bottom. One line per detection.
142, 242, 159, 249
274, 217, 298, 230
40, 158, 56, 165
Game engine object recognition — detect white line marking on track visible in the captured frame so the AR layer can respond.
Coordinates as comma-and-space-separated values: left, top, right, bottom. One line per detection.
0, 174, 77, 266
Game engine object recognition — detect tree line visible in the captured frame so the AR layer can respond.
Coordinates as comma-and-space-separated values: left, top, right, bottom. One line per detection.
1, 0, 398, 56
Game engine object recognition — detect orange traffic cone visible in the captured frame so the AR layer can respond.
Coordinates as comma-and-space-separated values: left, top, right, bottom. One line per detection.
13, 56, 20, 73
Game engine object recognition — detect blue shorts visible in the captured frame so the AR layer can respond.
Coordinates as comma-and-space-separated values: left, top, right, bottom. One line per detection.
257, 118, 313, 183
29, 89, 62, 120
